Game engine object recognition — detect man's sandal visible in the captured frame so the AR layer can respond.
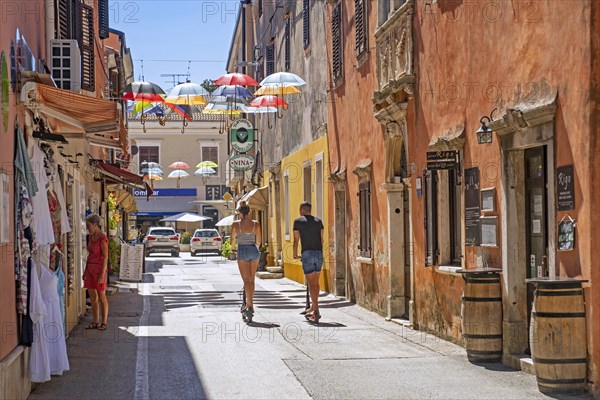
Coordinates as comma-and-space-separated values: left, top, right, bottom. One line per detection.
98, 323, 108, 331
85, 322, 99, 329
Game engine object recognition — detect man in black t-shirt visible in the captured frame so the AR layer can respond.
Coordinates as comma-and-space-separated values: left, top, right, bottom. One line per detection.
293, 201, 324, 323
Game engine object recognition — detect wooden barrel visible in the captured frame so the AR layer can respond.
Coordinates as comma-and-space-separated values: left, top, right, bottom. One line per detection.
530, 282, 587, 393
461, 273, 503, 363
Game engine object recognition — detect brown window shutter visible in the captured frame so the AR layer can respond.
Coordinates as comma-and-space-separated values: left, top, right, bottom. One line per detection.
332, 2, 343, 81
425, 170, 438, 265
80, 3, 95, 91
355, 0, 367, 57
285, 19, 291, 71
266, 44, 275, 76
56, 0, 69, 39
303, 0, 310, 49
98, 0, 110, 39
366, 181, 371, 258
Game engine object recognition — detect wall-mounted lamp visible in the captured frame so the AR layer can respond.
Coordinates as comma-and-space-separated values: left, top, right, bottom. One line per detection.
476, 108, 497, 144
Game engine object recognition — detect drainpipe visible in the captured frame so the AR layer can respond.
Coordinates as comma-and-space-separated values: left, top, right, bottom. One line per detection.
46, 0, 55, 53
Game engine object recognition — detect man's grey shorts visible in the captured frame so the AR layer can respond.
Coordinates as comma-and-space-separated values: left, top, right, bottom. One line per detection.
301, 250, 323, 274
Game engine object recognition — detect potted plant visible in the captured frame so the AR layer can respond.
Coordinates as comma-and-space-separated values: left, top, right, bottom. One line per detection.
221, 237, 236, 260
107, 192, 120, 236
258, 243, 269, 271
180, 231, 191, 252
108, 238, 121, 276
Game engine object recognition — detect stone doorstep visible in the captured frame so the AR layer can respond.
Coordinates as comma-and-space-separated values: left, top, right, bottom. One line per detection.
519, 356, 536, 376
387, 317, 413, 328
256, 271, 284, 279
266, 266, 284, 273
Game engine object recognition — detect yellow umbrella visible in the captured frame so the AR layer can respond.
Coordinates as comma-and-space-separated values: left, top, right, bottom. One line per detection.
165, 94, 207, 106
255, 85, 300, 96
196, 161, 218, 168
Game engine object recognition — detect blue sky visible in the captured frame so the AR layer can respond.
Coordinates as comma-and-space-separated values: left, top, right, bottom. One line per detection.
111, 1, 239, 91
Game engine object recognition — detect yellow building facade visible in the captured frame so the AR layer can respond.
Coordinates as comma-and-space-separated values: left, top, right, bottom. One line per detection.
264, 136, 331, 291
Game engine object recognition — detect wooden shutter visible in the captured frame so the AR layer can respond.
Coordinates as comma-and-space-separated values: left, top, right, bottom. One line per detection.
355, 0, 367, 57
55, 0, 70, 39
332, 2, 343, 81
358, 181, 371, 258
303, 0, 310, 49
266, 43, 275, 76
425, 170, 438, 265
202, 147, 218, 163
98, 0, 110, 39
80, 3, 95, 91
284, 19, 291, 71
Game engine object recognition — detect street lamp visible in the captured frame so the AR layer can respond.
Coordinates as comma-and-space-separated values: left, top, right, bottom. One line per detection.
476, 108, 497, 144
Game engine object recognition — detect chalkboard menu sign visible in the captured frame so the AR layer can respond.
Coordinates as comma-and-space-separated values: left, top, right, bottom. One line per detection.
464, 167, 481, 246
557, 165, 575, 211
558, 218, 576, 251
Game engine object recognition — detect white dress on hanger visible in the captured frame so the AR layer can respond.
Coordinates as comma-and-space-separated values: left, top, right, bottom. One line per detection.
39, 263, 70, 375
29, 144, 55, 245
30, 260, 51, 383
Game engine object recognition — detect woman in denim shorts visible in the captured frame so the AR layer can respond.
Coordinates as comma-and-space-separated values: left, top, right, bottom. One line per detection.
230, 201, 262, 322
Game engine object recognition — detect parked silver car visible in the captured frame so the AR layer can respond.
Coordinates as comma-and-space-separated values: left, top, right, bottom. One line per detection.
190, 229, 222, 256
143, 227, 180, 257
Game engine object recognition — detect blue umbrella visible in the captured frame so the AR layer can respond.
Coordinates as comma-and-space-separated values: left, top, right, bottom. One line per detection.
211, 85, 253, 99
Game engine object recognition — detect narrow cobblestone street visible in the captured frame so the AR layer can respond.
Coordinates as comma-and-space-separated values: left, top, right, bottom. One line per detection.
27, 254, 591, 400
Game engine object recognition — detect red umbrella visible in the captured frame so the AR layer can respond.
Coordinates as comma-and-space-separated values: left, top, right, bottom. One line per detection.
214, 73, 259, 87
168, 161, 191, 170
250, 95, 288, 108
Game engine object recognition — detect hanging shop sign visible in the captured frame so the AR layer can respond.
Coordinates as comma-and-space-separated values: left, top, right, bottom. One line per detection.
229, 153, 255, 171
558, 217, 576, 251
464, 167, 481, 246
427, 150, 459, 170
556, 164, 575, 211
230, 118, 254, 153
1, 51, 9, 132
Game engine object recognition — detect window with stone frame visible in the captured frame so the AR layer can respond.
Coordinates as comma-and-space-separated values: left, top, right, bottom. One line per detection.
424, 168, 462, 266
201, 146, 219, 175
331, 2, 343, 82
303, 0, 310, 49
138, 146, 159, 172
358, 181, 372, 258
355, 0, 368, 58
378, 0, 407, 26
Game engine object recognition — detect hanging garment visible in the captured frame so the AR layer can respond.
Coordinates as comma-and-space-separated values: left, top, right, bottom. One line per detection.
20, 257, 34, 347
50, 170, 71, 234
39, 263, 69, 376
48, 191, 62, 271
14, 125, 38, 198
29, 143, 55, 245
29, 260, 50, 383
55, 266, 66, 333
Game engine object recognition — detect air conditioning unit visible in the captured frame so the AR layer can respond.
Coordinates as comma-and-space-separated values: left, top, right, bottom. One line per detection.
50, 39, 81, 92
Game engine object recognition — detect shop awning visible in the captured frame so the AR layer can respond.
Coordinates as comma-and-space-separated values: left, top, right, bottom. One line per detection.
112, 188, 138, 214
94, 162, 152, 193
240, 186, 268, 210
20, 82, 128, 154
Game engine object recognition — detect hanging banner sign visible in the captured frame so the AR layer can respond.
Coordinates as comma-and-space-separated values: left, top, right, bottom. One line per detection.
229, 154, 255, 171
230, 118, 254, 153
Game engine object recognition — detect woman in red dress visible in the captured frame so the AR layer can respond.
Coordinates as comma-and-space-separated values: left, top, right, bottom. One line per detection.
83, 214, 109, 330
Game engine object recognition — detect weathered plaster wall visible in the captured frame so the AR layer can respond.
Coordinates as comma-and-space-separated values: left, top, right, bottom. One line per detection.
326, 1, 390, 313
413, 0, 597, 383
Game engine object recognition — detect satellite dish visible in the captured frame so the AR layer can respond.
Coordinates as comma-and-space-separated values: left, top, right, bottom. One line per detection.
131, 145, 139, 156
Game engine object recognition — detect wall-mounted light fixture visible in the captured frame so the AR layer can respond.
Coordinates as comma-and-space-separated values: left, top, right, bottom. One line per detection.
476, 108, 497, 144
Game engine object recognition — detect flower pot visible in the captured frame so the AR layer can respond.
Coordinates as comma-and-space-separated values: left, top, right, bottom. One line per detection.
109, 228, 117, 237
258, 252, 269, 271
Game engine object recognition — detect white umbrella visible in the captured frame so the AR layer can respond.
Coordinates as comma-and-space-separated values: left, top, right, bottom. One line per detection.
260, 72, 306, 87
194, 167, 216, 176
215, 214, 235, 227
160, 212, 212, 222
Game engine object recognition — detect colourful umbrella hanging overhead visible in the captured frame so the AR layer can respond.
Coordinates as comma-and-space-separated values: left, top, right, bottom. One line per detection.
259, 72, 306, 87
168, 161, 191, 170
246, 106, 278, 114
210, 85, 254, 99
164, 82, 210, 133
196, 161, 218, 169
122, 81, 166, 102
167, 169, 189, 188
254, 84, 301, 96
214, 72, 259, 87
250, 95, 288, 108
194, 167, 216, 176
